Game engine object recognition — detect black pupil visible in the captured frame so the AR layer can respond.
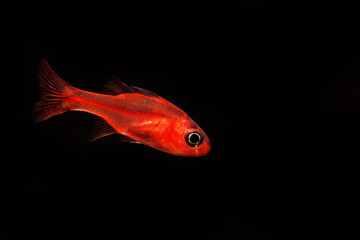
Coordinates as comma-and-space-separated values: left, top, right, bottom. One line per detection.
189, 133, 200, 144
185, 131, 203, 147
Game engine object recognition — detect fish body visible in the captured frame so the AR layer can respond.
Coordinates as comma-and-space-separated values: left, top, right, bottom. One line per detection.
34, 60, 211, 157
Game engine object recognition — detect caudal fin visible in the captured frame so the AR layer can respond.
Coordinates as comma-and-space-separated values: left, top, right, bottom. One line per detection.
33, 60, 72, 122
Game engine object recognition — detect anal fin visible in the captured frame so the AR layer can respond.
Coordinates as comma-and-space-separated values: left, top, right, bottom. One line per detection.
90, 116, 118, 142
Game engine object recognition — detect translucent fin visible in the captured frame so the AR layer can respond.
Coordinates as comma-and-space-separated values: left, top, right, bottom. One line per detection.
89, 117, 118, 142
103, 76, 161, 99
130, 86, 161, 98
103, 76, 136, 95
119, 135, 141, 144
33, 59, 72, 122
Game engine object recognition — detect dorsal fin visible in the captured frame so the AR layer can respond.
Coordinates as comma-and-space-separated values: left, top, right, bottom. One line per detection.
104, 76, 136, 95
130, 86, 161, 98
104, 76, 162, 99
89, 116, 118, 142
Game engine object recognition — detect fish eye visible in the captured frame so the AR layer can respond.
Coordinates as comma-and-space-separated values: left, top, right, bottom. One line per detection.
185, 131, 203, 147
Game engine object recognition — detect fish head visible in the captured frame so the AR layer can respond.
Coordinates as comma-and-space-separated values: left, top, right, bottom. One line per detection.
167, 117, 211, 157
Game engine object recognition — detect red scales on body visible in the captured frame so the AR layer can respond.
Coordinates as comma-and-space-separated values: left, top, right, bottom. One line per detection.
34, 60, 211, 157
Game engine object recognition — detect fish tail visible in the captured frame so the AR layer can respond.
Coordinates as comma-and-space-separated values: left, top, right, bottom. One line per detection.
33, 59, 73, 122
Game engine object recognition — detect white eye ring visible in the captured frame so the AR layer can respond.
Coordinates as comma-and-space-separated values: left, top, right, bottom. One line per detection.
185, 131, 203, 147
189, 132, 200, 144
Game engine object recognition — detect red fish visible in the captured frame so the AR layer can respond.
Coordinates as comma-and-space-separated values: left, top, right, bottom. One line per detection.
34, 60, 211, 157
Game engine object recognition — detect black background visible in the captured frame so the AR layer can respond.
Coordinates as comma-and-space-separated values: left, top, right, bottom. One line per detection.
7, 1, 360, 239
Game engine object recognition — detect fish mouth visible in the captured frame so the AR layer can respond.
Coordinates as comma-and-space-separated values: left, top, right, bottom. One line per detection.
193, 140, 211, 157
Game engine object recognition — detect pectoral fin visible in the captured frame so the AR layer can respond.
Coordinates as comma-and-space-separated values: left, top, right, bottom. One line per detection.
118, 135, 141, 144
